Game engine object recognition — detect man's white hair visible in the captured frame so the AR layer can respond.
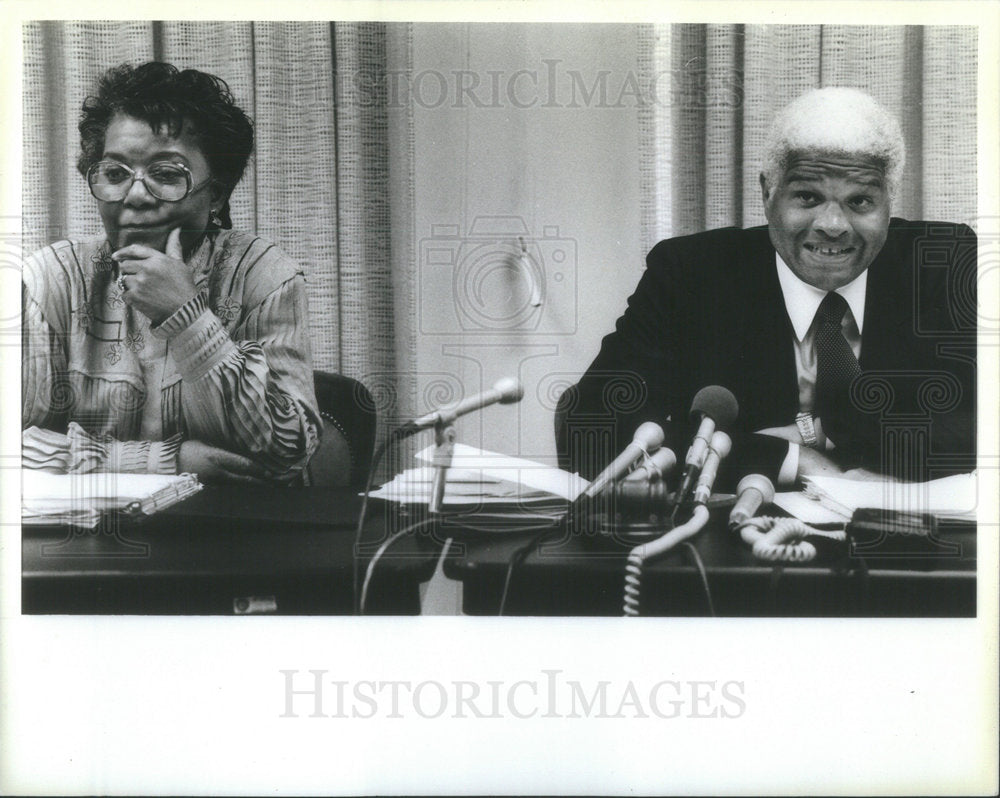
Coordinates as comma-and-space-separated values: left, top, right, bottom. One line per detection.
760, 87, 906, 202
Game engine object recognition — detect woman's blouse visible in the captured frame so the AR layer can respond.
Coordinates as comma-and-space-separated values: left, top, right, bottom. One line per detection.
22, 228, 321, 481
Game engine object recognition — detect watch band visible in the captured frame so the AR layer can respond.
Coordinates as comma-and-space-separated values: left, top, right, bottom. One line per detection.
795, 412, 819, 449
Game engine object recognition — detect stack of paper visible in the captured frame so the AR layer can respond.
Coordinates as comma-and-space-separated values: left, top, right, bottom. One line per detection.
771, 491, 852, 524
778, 471, 978, 524
368, 443, 588, 513
22, 470, 203, 528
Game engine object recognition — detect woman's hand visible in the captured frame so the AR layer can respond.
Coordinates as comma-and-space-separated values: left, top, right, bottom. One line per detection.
178, 440, 269, 484
114, 228, 197, 325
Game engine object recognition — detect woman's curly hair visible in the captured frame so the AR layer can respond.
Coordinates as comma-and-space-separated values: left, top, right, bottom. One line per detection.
77, 62, 254, 228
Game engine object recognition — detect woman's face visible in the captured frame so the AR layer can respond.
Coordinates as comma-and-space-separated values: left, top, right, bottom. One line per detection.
96, 113, 222, 253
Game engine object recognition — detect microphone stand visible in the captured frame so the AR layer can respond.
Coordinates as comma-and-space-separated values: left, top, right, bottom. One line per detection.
428, 422, 456, 515
425, 422, 458, 612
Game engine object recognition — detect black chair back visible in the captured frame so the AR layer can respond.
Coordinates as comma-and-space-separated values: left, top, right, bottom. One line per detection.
310, 371, 377, 490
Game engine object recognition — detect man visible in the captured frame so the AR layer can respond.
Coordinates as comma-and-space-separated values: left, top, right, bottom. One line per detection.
557, 87, 976, 489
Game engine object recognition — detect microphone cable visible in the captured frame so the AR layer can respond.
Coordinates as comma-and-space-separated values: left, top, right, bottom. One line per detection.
681, 541, 716, 617
352, 427, 411, 614
359, 517, 436, 614
623, 505, 710, 616
496, 517, 564, 616
732, 512, 865, 613
361, 511, 567, 615
735, 516, 846, 563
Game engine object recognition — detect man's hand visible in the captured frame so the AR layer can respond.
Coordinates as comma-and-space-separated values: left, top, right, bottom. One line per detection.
842, 467, 897, 482
757, 418, 827, 448
178, 440, 268, 484
755, 423, 803, 445
797, 445, 845, 479
114, 228, 197, 325
797, 450, 893, 482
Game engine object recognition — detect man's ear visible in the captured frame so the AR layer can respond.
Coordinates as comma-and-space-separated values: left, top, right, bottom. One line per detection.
759, 173, 775, 222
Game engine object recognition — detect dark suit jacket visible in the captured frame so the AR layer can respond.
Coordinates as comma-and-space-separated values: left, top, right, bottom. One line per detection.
557, 219, 977, 488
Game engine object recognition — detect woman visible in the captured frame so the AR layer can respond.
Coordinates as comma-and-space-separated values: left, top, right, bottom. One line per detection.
22, 62, 322, 484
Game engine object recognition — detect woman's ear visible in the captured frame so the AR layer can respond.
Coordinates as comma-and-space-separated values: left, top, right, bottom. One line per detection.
211, 182, 229, 207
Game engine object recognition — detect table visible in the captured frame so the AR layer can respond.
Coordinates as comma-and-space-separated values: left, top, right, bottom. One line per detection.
442, 505, 977, 617
22, 487, 440, 615
25, 489, 976, 617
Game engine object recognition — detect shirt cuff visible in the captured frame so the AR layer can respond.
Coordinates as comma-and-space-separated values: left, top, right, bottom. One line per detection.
152, 292, 209, 338
152, 293, 238, 381
777, 442, 799, 488
107, 435, 182, 474
22, 425, 73, 472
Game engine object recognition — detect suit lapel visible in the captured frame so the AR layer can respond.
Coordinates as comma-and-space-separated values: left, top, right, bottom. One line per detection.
859, 220, 911, 371
735, 228, 800, 427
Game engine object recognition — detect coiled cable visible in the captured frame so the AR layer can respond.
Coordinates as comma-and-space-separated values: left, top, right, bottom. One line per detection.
736, 516, 846, 563
623, 504, 710, 616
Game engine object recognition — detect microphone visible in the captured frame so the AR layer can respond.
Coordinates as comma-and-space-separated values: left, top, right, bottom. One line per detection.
728, 474, 775, 528
579, 421, 665, 501
673, 386, 739, 508
623, 447, 677, 483
692, 431, 732, 505
401, 378, 524, 434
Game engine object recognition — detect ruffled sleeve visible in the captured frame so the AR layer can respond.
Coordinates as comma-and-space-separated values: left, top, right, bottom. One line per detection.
22, 262, 69, 431
151, 273, 320, 480
22, 423, 182, 475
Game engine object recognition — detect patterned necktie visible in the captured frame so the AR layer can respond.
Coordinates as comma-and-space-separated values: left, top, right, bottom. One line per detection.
814, 291, 862, 448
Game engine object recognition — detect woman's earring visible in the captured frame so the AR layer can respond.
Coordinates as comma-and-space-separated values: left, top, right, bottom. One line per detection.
208, 208, 223, 227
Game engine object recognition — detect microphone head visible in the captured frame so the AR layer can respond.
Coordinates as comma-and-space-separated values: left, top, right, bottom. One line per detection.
690, 385, 739, 430
633, 421, 665, 451
736, 473, 775, 503
623, 446, 676, 482
647, 446, 677, 477
709, 430, 732, 458
649, 446, 677, 470
493, 377, 524, 404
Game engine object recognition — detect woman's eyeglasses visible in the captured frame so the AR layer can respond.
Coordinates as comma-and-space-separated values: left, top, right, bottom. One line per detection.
87, 160, 213, 202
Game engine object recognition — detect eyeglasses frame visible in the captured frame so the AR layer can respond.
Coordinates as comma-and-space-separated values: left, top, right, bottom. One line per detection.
86, 159, 215, 203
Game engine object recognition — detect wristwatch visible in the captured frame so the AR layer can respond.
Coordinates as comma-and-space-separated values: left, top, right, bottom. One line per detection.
795, 412, 819, 449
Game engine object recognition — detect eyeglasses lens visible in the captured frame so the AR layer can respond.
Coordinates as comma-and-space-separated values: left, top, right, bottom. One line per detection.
89, 162, 191, 202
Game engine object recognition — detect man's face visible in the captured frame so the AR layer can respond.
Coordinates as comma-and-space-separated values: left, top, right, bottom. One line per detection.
761, 152, 891, 291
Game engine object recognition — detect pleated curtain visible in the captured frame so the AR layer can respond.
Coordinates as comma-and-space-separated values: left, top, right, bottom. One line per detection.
638, 24, 978, 250
21, 20, 410, 444
23, 22, 977, 459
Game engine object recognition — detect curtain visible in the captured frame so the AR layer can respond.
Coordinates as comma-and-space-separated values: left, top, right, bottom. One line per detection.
23, 22, 977, 463
638, 24, 978, 250
21, 20, 412, 446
